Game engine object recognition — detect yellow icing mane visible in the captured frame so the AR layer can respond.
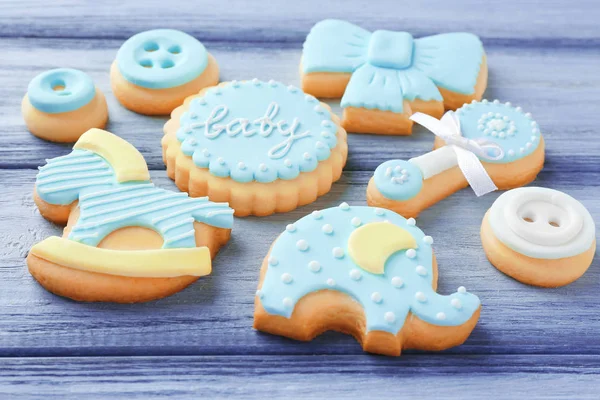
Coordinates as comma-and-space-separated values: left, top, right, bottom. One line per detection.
74, 128, 150, 183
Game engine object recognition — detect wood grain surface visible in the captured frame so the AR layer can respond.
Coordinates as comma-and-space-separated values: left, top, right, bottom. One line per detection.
0, 0, 598, 398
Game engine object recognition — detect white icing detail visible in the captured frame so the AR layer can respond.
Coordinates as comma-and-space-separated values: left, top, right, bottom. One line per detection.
351, 217, 362, 227
315, 141, 326, 149
326, 278, 336, 286
409, 146, 457, 180
252, 78, 260, 85
322, 224, 333, 234
305, 94, 317, 103
385, 167, 392, 177
436, 312, 447, 320
458, 286, 467, 293
268, 79, 277, 87
308, 261, 321, 272
332, 247, 345, 258
281, 273, 293, 284
406, 249, 417, 259
488, 187, 596, 259
268, 257, 278, 266
391, 177, 404, 184
508, 149, 515, 157
238, 162, 246, 170
371, 292, 382, 303
482, 99, 488, 104
505, 102, 512, 107
515, 106, 522, 112
296, 239, 309, 251
423, 236, 433, 245
349, 269, 362, 280
526, 142, 532, 149
202, 148, 211, 157
416, 265, 427, 276
493, 99, 500, 104
286, 224, 296, 232
375, 208, 385, 216
384, 312, 396, 323
256, 290, 263, 298
217, 157, 225, 165
321, 131, 330, 138
407, 218, 416, 226
451, 298, 462, 309
283, 297, 293, 307
287, 85, 298, 93
339, 202, 350, 210
312, 210, 323, 219
391, 276, 404, 288
259, 163, 268, 172
188, 102, 312, 160
303, 152, 311, 160
415, 292, 427, 302
314, 105, 325, 114
284, 158, 292, 167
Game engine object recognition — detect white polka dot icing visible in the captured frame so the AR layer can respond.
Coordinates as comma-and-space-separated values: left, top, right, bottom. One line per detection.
177, 80, 338, 183
455, 100, 541, 162
258, 206, 480, 334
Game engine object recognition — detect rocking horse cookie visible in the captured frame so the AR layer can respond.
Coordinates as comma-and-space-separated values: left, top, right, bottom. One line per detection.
367, 100, 545, 218
111, 29, 219, 115
27, 129, 234, 303
254, 204, 481, 356
163, 80, 348, 216
300, 19, 487, 135
482, 187, 596, 287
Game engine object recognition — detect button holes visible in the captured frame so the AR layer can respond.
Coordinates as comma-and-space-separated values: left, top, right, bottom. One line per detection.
168, 45, 182, 54
548, 220, 561, 228
522, 215, 535, 223
52, 84, 65, 92
139, 59, 153, 68
144, 42, 159, 52
161, 59, 175, 69
51, 79, 66, 92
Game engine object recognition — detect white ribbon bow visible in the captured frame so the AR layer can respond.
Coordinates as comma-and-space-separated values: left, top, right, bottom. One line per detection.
410, 111, 504, 197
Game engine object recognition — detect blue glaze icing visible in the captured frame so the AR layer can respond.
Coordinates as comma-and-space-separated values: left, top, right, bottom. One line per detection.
116, 29, 208, 89
455, 100, 542, 163
36, 149, 234, 248
258, 205, 480, 334
302, 19, 484, 113
177, 80, 338, 183
373, 160, 423, 201
27, 69, 96, 114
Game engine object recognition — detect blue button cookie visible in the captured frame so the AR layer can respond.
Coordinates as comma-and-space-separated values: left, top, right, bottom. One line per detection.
116, 29, 208, 89
27, 68, 96, 114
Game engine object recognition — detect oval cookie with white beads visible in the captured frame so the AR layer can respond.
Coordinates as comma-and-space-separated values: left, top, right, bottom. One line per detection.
253, 204, 481, 356
481, 187, 596, 287
162, 79, 348, 216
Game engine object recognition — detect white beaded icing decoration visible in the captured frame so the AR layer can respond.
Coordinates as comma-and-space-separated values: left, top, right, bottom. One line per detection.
308, 261, 321, 272
415, 292, 427, 302
406, 249, 417, 259
371, 292, 382, 303
282, 297, 293, 308
384, 312, 396, 323
339, 202, 350, 210
351, 217, 362, 227
415, 265, 427, 276
391, 276, 404, 288
296, 240, 309, 251
286, 224, 296, 232
238, 162, 246, 170
332, 247, 345, 259
451, 298, 462, 309
255, 289, 263, 298
407, 218, 416, 226
423, 236, 433, 245
375, 208, 385, 216
312, 210, 323, 219
268, 257, 278, 266
349, 269, 362, 281
436, 312, 447, 320
326, 278, 336, 286
322, 224, 333, 234
281, 273, 293, 284
458, 286, 467, 293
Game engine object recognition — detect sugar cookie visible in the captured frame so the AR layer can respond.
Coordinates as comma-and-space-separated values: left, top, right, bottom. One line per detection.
27, 128, 233, 303
254, 204, 481, 356
22, 68, 108, 142
300, 19, 487, 135
481, 187, 596, 287
111, 29, 219, 115
367, 100, 545, 218
162, 80, 348, 216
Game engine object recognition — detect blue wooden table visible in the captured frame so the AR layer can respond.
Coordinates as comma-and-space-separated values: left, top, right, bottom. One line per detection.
1, 1, 599, 398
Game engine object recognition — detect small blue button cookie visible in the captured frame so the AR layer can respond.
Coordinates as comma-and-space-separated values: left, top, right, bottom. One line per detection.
373, 160, 423, 201
116, 29, 208, 89
27, 68, 96, 114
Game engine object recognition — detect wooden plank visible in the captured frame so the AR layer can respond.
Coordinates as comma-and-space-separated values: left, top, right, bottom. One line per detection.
1, 38, 599, 171
1, 355, 599, 399
0, 170, 598, 357
0, 0, 598, 42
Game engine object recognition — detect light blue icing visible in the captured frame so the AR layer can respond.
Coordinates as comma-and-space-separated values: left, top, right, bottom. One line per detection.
455, 100, 541, 163
177, 80, 338, 183
373, 160, 423, 201
116, 29, 208, 89
27, 68, 96, 114
302, 19, 484, 113
258, 205, 480, 334
36, 149, 234, 248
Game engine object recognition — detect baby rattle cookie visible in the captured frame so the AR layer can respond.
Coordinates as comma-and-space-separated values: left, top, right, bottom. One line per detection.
163, 79, 348, 216
300, 19, 487, 135
481, 187, 596, 287
253, 204, 481, 356
111, 29, 219, 115
367, 100, 545, 218
27, 128, 234, 303
22, 68, 108, 142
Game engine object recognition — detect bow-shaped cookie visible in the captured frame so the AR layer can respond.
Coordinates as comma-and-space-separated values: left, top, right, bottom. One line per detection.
301, 19, 487, 135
